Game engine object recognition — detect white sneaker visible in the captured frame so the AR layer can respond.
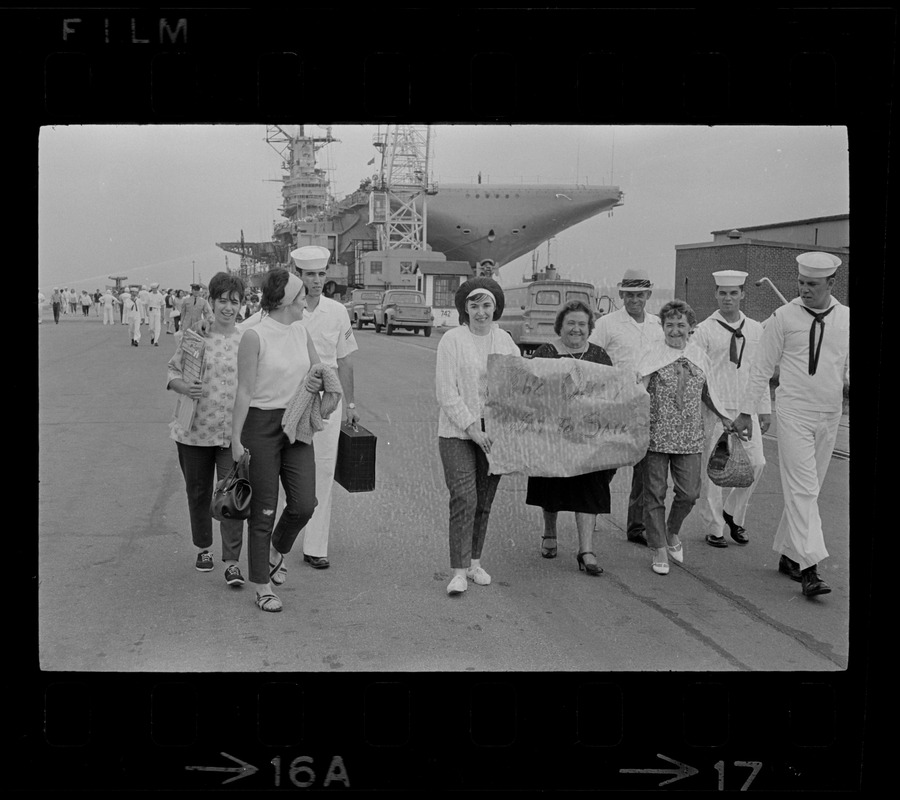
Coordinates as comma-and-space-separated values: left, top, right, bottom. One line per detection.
466, 566, 492, 585
447, 575, 468, 595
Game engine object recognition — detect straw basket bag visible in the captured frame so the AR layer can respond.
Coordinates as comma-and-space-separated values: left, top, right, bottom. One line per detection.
706, 431, 755, 488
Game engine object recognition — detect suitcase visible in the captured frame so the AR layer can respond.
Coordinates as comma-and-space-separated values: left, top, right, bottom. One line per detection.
334, 422, 377, 492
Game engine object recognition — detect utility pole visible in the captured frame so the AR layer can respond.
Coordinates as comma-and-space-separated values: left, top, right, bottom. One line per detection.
192, 260, 196, 284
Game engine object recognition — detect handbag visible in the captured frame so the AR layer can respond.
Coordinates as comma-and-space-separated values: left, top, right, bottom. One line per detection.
335, 422, 377, 493
210, 450, 252, 520
706, 431, 754, 488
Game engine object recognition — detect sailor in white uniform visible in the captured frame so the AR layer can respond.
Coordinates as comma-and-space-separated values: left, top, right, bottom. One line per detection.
733, 252, 849, 597
147, 283, 164, 345
124, 288, 142, 346
692, 270, 769, 547
291, 246, 360, 570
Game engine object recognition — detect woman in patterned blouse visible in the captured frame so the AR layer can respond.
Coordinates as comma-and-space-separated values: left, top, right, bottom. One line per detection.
637, 300, 736, 576
166, 272, 248, 586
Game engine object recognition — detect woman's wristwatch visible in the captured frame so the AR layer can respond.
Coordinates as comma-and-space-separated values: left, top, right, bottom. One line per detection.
347, 403, 356, 410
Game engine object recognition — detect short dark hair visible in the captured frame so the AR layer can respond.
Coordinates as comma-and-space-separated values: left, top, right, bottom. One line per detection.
658, 299, 697, 327
553, 300, 596, 336
455, 277, 505, 325
260, 268, 295, 313
207, 271, 245, 303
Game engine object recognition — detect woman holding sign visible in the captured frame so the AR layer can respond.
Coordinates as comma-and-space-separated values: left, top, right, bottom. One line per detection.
166, 272, 247, 585
525, 301, 616, 576
436, 277, 521, 596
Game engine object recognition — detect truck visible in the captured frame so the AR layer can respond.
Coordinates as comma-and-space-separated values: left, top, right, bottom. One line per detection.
344, 289, 383, 330
373, 289, 433, 336
498, 277, 598, 356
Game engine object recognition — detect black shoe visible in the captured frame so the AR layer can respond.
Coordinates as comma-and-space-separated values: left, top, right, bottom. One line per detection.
801, 565, 831, 597
705, 533, 729, 548
540, 536, 557, 559
576, 551, 603, 576
195, 550, 214, 572
224, 564, 245, 586
303, 554, 330, 569
627, 532, 648, 547
723, 510, 749, 544
778, 554, 802, 582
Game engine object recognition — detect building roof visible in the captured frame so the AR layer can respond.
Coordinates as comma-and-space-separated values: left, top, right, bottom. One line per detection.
676, 239, 849, 252
414, 261, 473, 276
710, 213, 849, 235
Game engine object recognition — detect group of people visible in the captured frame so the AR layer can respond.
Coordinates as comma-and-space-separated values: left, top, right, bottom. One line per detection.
435, 254, 848, 600
162, 246, 848, 614
166, 246, 358, 613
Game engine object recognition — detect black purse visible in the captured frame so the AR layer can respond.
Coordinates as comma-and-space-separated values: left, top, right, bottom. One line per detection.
210, 450, 252, 521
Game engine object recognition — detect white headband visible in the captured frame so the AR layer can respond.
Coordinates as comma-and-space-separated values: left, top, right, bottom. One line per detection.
465, 288, 496, 305
277, 272, 305, 309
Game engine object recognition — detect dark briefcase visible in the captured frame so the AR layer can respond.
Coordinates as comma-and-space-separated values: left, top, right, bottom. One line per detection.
334, 422, 377, 492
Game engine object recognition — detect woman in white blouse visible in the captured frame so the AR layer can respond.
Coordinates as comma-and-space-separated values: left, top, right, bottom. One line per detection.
435, 277, 521, 596
231, 268, 324, 612
166, 272, 248, 585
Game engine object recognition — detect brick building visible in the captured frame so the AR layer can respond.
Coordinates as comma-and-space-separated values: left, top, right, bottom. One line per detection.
675, 214, 849, 322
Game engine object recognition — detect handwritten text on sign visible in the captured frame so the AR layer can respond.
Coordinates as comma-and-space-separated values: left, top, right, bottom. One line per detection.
484, 355, 650, 477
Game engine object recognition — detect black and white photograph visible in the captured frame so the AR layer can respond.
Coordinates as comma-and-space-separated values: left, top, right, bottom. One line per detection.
38, 123, 850, 672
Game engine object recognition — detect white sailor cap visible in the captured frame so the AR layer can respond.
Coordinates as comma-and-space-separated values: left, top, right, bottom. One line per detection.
290, 245, 330, 271
712, 270, 748, 287
796, 251, 841, 278
150, 282, 159, 289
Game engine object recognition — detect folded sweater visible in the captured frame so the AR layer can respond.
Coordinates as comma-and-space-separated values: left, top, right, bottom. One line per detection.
281, 364, 343, 444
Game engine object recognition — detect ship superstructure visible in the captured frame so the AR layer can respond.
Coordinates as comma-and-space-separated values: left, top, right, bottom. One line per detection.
217, 126, 624, 292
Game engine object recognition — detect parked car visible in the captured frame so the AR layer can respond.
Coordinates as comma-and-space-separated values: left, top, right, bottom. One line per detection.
499, 278, 598, 356
373, 290, 433, 336
344, 289, 384, 330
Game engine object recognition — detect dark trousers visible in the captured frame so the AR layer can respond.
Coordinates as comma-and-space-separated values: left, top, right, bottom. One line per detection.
241, 407, 317, 583
173, 314, 181, 332
438, 437, 502, 569
643, 450, 702, 550
175, 442, 244, 560
52, 302, 61, 323
627, 455, 647, 537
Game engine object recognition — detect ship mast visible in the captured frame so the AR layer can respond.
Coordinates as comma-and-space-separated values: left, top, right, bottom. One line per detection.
370, 125, 433, 251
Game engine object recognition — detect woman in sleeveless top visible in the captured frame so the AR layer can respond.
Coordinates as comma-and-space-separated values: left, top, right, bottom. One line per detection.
231, 268, 324, 612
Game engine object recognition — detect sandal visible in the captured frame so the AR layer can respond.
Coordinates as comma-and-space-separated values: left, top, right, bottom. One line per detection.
255, 592, 283, 612
541, 536, 558, 559
651, 560, 670, 575
269, 553, 287, 586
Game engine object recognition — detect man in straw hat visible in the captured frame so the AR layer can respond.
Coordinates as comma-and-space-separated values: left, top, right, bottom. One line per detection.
733, 251, 849, 598
588, 268, 664, 548
693, 270, 770, 548
290, 245, 360, 570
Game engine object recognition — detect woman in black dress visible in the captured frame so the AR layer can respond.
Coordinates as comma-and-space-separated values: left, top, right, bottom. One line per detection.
525, 300, 616, 576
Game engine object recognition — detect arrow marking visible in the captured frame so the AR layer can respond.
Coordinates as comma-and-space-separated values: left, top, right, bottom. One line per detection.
186, 752, 259, 785
620, 753, 699, 786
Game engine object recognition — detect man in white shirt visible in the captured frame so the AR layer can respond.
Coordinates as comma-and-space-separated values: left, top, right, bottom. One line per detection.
588, 268, 664, 546
38, 289, 45, 323
693, 270, 770, 548
292, 246, 360, 570
146, 283, 164, 345
733, 252, 849, 598
119, 287, 131, 324
138, 285, 151, 325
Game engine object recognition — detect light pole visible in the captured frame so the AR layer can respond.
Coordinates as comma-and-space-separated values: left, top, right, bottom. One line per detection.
192, 260, 196, 284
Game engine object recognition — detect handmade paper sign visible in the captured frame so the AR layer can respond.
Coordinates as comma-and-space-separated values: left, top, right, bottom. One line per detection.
484, 354, 650, 477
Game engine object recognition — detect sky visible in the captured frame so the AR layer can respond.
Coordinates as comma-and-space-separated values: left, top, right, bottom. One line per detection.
38, 124, 849, 295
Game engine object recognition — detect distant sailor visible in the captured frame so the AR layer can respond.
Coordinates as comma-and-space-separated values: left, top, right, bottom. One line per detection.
588, 268, 664, 547
733, 252, 849, 598
147, 283, 164, 346
692, 270, 769, 547
119, 286, 130, 325
38, 288, 45, 324
124, 288, 142, 346
138, 285, 151, 325
100, 289, 118, 325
